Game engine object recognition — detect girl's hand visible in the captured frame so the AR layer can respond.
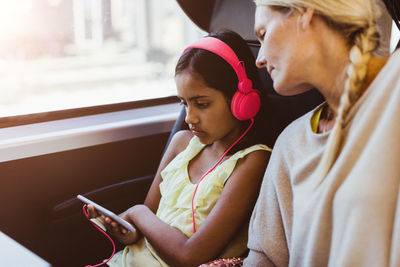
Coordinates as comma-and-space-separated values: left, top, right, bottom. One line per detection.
86, 204, 102, 219
86, 204, 141, 245
103, 216, 140, 245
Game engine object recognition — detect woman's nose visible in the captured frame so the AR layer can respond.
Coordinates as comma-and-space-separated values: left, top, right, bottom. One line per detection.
256, 46, 267, 69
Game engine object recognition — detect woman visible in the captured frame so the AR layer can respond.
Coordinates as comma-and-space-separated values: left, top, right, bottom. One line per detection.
244, 0, 400, 266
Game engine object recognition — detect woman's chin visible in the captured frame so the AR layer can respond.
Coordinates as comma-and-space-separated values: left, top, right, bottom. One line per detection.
272, 82, 294, 96
273, 81, 312, 96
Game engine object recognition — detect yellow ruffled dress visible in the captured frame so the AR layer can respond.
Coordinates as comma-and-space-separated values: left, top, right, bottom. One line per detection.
107, 136, 271, 267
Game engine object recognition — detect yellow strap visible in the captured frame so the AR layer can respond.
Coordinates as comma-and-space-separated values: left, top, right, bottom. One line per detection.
311, 105, 324, 133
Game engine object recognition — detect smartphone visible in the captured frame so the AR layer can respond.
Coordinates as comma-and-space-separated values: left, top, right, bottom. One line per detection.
77, 194, 136, 233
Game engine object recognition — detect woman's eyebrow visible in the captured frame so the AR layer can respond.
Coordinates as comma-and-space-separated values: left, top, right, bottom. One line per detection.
254, 27, 259, 37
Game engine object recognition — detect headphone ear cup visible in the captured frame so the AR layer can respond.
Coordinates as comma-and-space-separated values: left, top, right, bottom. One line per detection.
231, 90, 261, 120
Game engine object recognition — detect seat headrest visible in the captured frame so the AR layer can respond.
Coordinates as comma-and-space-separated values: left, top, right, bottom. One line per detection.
177, 0, 257, 41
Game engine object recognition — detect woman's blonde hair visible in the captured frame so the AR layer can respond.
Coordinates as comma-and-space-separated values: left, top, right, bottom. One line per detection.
256, 0, 381, 180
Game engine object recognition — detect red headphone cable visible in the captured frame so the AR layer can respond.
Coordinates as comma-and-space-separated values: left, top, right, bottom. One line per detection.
191, 118, 254, 233
80, 118, 255, 262
82, 204, 116, 267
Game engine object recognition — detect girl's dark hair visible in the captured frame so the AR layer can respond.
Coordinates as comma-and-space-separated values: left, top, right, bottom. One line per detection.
175, 30, 272, 152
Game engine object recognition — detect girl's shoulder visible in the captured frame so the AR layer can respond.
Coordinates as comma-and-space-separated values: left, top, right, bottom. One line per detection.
168, 130, 195, 156
230, 143, 271, 162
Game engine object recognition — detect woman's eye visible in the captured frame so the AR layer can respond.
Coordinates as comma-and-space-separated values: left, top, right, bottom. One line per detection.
257, 29, 266, 41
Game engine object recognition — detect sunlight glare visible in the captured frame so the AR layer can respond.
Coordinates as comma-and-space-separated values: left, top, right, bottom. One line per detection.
0, 0, 33, 38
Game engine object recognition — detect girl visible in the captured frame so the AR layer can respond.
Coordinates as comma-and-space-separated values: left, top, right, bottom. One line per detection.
88, 30, 272, 267
245, 0, 400, 266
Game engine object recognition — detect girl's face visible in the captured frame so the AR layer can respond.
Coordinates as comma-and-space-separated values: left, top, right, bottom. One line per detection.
175, 71, 241, 145
254, 6, 314, 96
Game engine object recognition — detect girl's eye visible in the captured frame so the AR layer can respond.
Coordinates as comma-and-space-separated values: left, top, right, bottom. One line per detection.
196, 102, 209, 109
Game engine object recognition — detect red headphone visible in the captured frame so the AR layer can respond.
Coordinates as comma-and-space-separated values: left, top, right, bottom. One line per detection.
184, 37, 261, 121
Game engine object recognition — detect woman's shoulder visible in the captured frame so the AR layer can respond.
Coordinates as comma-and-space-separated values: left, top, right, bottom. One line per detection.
277, 106, 318, 143
381, 49, 400, 76
364, 51, 400, 102
390, 48, 400, 61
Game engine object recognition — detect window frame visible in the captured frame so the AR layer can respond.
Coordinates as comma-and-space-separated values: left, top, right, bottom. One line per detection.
0, 98, 182, 163
0, 95, 179, 129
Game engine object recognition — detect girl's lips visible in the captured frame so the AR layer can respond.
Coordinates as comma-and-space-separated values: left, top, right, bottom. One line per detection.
191, 129, 204, 136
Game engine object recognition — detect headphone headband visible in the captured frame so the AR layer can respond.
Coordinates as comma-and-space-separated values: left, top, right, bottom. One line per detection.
184, 37, 248, 86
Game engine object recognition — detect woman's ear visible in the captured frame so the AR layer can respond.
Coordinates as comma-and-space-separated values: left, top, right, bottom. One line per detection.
299, 7, 315, 30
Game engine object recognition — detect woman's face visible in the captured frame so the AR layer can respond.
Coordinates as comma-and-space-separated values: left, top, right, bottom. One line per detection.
254, 6, 314, 95
175, 71, 241, 146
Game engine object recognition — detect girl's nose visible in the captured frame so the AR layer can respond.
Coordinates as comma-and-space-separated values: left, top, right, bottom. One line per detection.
185, 107, 199, 125
256, 45, 267, 69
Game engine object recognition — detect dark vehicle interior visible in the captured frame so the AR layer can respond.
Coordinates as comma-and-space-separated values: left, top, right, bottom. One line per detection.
0, 0, 398, 266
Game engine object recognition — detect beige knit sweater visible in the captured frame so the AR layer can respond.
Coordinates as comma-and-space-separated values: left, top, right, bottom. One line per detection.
244, 49, 400, 267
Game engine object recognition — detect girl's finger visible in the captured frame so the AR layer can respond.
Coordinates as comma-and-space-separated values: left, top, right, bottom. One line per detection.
104, 217, 119, 230
87, 205, 99, 217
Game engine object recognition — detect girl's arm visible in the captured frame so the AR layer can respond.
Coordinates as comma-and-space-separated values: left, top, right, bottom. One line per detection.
124, 149, 270, 267
100, 130, 193, 244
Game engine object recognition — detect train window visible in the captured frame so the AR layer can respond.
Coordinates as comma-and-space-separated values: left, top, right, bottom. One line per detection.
0, 0, 205, 118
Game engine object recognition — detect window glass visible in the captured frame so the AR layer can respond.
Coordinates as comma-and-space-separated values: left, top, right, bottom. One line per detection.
0, 0, 205, 117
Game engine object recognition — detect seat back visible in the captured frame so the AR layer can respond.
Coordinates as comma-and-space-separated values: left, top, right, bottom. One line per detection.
178, 0, 393, 54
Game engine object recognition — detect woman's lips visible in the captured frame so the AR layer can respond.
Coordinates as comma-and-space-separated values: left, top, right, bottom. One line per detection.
267, 65, 274, 76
